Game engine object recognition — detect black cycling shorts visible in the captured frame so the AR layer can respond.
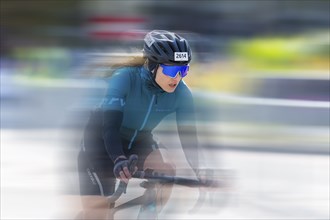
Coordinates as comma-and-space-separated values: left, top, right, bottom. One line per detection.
77, 138, 159, 196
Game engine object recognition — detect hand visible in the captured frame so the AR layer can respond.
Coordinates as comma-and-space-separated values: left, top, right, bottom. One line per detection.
113, 154, 138, 184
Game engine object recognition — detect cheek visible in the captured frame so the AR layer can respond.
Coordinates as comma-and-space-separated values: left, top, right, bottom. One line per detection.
155, 72, 166, 84
155, 72, 160, 84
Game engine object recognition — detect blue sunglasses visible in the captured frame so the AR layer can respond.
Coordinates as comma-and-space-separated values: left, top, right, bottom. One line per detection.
159, 64, 189, 78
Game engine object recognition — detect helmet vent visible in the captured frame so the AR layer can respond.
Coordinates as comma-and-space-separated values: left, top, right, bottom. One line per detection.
158, 43, 169, 55
143, 30, 191, 64
182, 41, 188, 52
164, 33, 173, 40
175, 38, 183, 51
168, 43, 176, 53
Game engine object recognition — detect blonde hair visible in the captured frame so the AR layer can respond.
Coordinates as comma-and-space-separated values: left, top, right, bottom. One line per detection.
82, 52, 147, 78
112, 55, 146, 69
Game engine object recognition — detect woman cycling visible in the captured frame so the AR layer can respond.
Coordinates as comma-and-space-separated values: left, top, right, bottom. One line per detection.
77, 30, 205, 219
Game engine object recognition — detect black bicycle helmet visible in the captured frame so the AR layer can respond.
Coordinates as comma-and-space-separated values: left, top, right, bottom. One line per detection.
143, 30, 192, 65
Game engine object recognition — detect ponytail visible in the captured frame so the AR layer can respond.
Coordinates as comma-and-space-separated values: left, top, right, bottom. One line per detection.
82, 52, 147, 78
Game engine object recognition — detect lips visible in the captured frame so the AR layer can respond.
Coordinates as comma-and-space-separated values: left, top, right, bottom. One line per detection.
169, 83, 177, 88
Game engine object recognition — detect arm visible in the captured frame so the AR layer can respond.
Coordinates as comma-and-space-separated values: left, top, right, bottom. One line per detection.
176, 88, 203, 173
101, 69, 139, 182
101, 69, 130, 162
102, 108, 138, 183
102, 110, 124, 162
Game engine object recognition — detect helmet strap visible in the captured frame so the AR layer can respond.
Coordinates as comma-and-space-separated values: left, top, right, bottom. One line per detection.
145, 59, 158, 72
144, 59, 163, 91
152, 64, 159, 79
152, 64, 164, 91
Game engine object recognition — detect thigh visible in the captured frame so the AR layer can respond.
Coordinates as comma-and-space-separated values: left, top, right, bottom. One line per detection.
78, 151, 116, 197
126, 139, 158, 170
128, 139, 176, 174
143, 147, 176, 176
141, 147, 176, 213
79, 195, 111, 220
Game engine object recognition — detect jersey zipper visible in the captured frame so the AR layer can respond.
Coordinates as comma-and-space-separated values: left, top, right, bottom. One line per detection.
128, 94, 156, 149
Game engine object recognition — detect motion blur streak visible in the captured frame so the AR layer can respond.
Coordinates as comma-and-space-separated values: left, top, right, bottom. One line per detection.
1, 0, 329, 219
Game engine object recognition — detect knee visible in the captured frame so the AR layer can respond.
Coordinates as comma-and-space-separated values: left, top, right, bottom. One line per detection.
81, 196, 109, 210
159, 162, 176, 177
143, 149, 176, 176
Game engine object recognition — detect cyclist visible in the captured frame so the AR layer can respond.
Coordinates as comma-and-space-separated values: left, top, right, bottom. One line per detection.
77, 30, 206, 219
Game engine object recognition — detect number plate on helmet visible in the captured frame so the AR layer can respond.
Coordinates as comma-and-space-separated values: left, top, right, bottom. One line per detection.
174, 52, 188, 61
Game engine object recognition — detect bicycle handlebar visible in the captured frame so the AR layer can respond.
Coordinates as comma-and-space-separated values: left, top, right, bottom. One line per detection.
133, 169, 210, 187
107, 168, 218, 203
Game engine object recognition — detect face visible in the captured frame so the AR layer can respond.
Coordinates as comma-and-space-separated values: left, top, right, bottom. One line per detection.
155, 65, 182, 93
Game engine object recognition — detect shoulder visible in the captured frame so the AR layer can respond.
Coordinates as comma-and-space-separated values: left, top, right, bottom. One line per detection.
111, 66, 139, 79
106, 66, 141, 85
174, 80, 195, 109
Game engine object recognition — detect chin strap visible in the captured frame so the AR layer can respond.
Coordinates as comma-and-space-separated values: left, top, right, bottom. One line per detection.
143, 60, 164, 93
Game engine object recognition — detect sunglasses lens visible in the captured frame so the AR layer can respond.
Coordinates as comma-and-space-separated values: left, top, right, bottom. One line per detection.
180, 66, 189, 77
161, 65, 189, 78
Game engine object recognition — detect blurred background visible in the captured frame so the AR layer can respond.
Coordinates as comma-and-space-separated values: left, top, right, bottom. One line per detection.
1, 0, 329, 219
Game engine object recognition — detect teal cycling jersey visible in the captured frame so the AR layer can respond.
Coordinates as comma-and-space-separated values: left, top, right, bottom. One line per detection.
83, 65, 201, 170
79, 66, 200, 196
101, 66, 197, 147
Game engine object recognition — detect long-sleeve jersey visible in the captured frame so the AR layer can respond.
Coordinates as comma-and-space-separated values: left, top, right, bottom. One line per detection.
85, 66, 200, 171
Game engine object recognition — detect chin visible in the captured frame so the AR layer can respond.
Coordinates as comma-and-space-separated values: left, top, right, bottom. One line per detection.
165, 87, 176, 93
